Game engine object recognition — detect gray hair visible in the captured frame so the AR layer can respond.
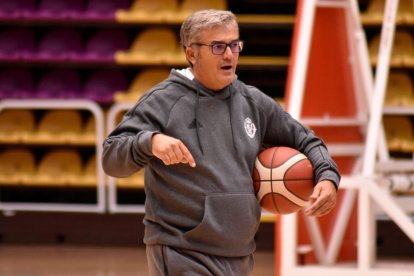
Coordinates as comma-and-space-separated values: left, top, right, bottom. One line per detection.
180, 9, 238, 48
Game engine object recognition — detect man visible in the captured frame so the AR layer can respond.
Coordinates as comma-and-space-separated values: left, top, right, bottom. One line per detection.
102, 9, 340, 275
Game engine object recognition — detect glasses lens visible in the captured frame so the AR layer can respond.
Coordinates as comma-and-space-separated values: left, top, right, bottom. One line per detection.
212, 43, 227, 54
230, 41, 242, 53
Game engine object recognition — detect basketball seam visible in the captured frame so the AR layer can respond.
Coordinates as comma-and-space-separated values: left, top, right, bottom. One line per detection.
270, 147, 279, 213
255, 150, 310, 208
284, 164, 314, 201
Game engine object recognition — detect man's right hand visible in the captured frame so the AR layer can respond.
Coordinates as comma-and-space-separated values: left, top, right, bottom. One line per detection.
151, 133, 196, 167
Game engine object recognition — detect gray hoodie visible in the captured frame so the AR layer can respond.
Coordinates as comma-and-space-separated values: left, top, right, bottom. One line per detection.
102, 69, 340, 257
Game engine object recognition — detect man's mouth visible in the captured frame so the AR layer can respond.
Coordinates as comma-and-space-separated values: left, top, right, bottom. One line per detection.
221, 65, 233, 70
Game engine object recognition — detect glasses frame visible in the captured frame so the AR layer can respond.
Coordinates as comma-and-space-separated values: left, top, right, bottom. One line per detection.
190, 39, 244, 55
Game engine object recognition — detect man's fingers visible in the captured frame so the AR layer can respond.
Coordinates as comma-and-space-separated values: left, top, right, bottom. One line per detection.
179, 143, 196, 167
304, 181, 337, 216
305, 199, 332, 216
152, 134, 196, 167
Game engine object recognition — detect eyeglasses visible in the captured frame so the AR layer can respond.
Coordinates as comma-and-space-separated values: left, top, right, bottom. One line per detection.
190, 40, 244, 55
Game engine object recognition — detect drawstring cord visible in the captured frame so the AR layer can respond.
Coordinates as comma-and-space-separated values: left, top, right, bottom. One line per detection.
229, 84, 238, 152
195, 88, 204, 155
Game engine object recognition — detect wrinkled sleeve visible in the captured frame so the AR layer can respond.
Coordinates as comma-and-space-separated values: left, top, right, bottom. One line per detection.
101, 93, 164, 178
262, 99, 341, 189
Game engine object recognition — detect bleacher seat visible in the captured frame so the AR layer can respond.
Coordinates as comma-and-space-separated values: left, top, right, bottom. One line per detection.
0, 28, 36, 61
26, 0, 84, 20
0, 69, 35, 99
33, 150, 83, 186
83, 0, 130, 21
168, 0, 227, 22
83, 29, 129, 63
80, 115, 96, 145
114, 68, 170, 102
0, 149, 36, 185
78, 154, 97, 186
0, 109, 35, 143
116, 0, 177, 23
36, 69, 82, 99
35, 110, 83, 144
0, 0, 36, 20
115, 28, 179, 65
383, 116, 414, 152
385, 72, 414, 106
117, 169, 145, 188
35, 28, 83, 62
83, 70, 128, 104
360, 0, 413, 25
369, 30, 414, 67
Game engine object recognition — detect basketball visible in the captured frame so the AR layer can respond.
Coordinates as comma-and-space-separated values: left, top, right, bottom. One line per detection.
252, 146, 315, 214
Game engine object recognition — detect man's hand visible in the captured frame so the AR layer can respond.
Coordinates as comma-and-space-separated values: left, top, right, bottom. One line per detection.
151, 133, 196, 167
304, 180, 337, 217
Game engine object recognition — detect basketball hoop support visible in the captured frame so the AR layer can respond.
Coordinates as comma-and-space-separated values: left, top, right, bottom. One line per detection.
280, 0, 414, 275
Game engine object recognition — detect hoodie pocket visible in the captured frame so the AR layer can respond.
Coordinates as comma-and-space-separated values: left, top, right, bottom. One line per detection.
183, 193, 261, 251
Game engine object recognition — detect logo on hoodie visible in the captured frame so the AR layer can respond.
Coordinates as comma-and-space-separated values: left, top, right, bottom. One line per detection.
244, 117, 256, 138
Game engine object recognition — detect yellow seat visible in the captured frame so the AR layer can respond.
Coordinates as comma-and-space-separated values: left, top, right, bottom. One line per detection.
117, 169, 145, 188
0, 109, 35, 143
115, 28, 180, 65
0, 149, 36, 185
115, 0, 178, 23
383, 116, 414, 152
114, 68, 170, 102
33, 150, 82, 186
35, 110, 83, 144
360, 0, 412, 25
76, 154, 97, 187
385, 72, 414, 106
166, 0, 227, 22
80, 115, 96, 145
369, 31, 414, 67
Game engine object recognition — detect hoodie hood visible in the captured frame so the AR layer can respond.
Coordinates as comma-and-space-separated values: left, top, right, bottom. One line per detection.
172, 68, 235, 99
170, 68, 238, 154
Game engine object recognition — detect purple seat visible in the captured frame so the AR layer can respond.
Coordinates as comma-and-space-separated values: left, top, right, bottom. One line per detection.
35, 28, 83, 61
83, 0, 130, 21
0, 28, 36, 61
0, 0, 36, 20
0, 69, 34, 99
26, 0, 84, 20
83, 70, 127, 104
83, 29, 129, 62
36, 69, 82, 99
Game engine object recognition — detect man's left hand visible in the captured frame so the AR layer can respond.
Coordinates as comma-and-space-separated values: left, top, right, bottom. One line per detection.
304, 180, 337, 217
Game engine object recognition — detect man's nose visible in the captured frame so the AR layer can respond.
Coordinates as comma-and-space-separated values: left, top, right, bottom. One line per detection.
223, 45, 234, 57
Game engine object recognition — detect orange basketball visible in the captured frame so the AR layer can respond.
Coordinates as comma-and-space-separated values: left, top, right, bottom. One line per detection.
252, 146, 315, 214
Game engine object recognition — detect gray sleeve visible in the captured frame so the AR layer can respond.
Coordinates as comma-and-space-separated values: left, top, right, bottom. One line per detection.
101, 92, 166, 178
263, 101, 341, 189
101, 130, 158, 178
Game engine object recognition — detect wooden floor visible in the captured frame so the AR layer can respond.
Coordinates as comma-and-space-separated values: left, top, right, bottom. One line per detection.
1, 244, 414, 275
0, 245, 275, 275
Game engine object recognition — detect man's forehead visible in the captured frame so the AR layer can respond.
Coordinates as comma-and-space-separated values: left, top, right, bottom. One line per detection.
198, 24, 239, 41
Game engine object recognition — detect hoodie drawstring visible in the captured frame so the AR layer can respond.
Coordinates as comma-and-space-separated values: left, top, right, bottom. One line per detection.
195, 88, 204, 155
229, 84, 238, 152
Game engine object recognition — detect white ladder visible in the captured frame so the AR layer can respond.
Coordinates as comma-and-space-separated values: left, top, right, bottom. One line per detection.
281, 0, 414, 275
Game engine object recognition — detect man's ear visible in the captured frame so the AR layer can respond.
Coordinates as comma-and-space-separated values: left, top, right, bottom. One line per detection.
185, 46, 197, 65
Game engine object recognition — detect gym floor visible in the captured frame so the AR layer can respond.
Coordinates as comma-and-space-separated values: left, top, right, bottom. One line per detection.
1, 213, 413, 275
0, 212, 276, 275
1, 245, 414, 275
0, 245, 274, 275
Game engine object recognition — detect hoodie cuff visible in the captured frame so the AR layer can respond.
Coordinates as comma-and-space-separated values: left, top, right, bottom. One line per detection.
134, 131, 160, 157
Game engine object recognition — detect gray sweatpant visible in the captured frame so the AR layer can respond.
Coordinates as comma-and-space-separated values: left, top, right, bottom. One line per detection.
146, 245, 255, 276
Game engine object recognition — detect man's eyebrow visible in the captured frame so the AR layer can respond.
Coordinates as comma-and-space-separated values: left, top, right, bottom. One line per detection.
210, 40, 226, 44
210, 39, 240, 44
